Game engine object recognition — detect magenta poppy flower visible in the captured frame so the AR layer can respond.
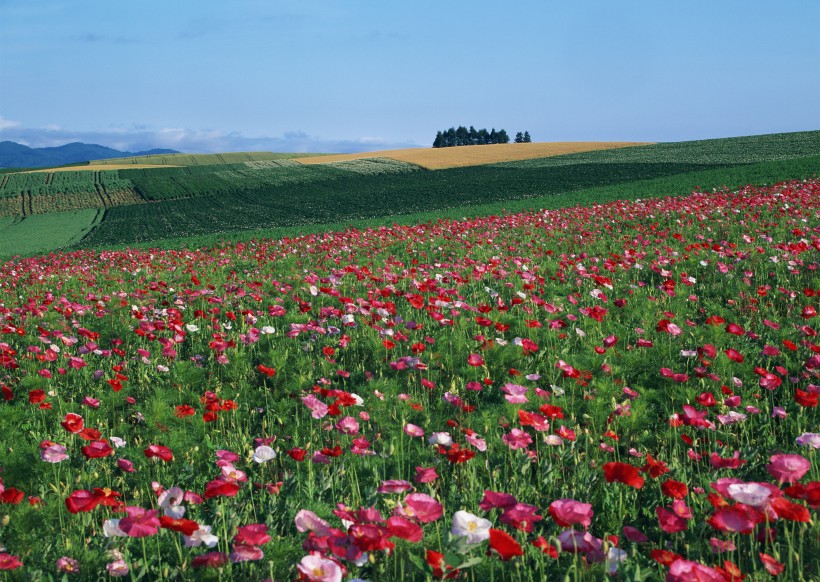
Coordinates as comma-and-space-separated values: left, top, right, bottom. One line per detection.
706, 505, 763, 534
500, 383, 528, 403
622, 525, 649, 543
766, 454, 810, 484
467, 353, 484, 367
0, 553, 23, 570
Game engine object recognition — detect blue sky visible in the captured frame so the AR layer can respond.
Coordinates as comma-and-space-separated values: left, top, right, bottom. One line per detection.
1, 0, 818, 153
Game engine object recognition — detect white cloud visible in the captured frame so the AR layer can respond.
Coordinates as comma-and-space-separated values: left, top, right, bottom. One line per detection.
0, 120, 420, 154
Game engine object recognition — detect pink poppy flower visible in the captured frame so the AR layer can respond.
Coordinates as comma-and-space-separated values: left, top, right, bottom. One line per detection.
500, 383, 528, 403
656, 506, 688, 533
335, 416, 359, 435
709, 537, 736, 553
0, 553, 23, 570
414, 466, 438, 484
402, 493, 443, 523
404, 423, 424, 437
499, 503, 543, 532
40, 442, 69, 463
502, 428, 532, 450
667, 560, 725, 582
548, 499, 593, 528
117, 459, 136, 473
118, 506, 161, 537
707, 505, 764, 534
464, 431, 487, 451
301, 395, 328, 419
622, 525, 649, 543
234, 523, 270, 546
386, 515, 424, 542
766, 454, 810, 484
467, 353, 484, 367
229, 543, 264, 563
479, 490, 518, 511
378, 480, 413, 494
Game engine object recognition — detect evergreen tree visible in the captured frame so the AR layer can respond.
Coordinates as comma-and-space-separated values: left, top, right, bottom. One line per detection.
523, 131, 531, 143
489, 128, 498, 144
433, 131, 444, 148
497, 129, 510, 144
514, 132, 524, 143
469, 126, 478, 146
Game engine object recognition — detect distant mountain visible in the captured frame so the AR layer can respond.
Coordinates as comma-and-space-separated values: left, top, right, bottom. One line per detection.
0, 141, 180, 169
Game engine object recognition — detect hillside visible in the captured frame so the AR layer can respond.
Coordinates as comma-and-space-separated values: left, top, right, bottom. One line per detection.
294, 141, 651, 169
0, 141, 179, 169
0, 130, 818, 258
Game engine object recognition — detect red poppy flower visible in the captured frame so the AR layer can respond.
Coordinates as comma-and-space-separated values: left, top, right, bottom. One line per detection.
0, 487, 24, 505
81, 439, 114, 459
144, 444, 173, 462
160, 516, 200, 536
770, 497, 811, 522
602, 462, 645, 489
61, 413, 84, 433
488, 528, 524, 561
203, 478, 241, 499
257, 364, 276, 377
175, 404, 196, 418
661, 480, 688, 499
65, 489, 100, 514
759, 552, 785, 576
641, 454, 670, 478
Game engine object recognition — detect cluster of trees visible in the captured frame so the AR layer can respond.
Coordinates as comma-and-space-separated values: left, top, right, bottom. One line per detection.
432, 126, 532, 148
433, 126, 532, 148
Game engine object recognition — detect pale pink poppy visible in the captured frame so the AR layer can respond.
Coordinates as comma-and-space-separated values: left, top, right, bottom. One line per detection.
229, 543, 264, 563
297, 554, 342, 582
464, 431, 487, 451
40, 443, 69, 463
294, 510, 332, 536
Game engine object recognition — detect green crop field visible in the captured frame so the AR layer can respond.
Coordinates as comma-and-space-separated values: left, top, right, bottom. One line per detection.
89, 151, 325, 166
0, 209, 102, 257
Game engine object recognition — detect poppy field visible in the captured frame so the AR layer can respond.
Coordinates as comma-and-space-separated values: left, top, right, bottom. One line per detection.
0, 178, 818, 580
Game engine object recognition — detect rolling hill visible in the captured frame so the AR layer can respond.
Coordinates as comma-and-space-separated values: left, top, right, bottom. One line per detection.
0, 141, 179, 169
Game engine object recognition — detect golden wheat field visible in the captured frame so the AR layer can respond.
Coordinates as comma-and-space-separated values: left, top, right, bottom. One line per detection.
294, 141, 652, 170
